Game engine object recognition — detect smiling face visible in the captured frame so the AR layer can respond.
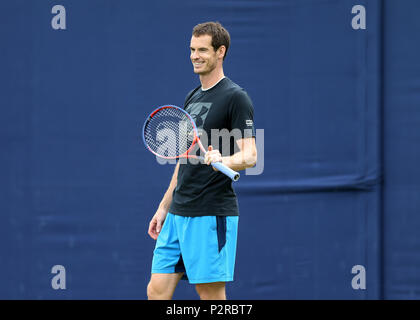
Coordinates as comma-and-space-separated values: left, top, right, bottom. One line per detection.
190, 35, 225, 75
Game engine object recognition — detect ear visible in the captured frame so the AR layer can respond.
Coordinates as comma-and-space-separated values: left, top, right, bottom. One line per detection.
217, 45, 226, 59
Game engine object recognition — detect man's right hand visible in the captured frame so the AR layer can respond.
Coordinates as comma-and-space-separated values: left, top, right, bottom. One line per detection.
148, 208, 168, 240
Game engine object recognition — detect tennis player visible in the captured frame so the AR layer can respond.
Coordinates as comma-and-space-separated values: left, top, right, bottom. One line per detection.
147, 21, 257, 300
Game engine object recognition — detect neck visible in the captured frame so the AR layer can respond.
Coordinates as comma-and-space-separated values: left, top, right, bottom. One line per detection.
199, 68, 225, 90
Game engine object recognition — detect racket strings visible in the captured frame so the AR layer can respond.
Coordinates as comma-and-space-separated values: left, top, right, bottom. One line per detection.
144, 107, 195, 158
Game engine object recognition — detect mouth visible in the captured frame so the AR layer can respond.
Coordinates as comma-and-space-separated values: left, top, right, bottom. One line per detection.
193, 61, 205, 67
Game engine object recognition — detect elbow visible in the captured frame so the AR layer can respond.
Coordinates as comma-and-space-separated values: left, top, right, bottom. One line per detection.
251, 151, 258, 167
246, 150, 257, 168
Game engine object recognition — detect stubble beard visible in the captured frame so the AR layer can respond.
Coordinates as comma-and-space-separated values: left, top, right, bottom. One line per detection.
194, 59, 217, 76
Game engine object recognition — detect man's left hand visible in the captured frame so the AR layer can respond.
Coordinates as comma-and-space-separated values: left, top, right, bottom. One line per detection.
205, 145, 222, 168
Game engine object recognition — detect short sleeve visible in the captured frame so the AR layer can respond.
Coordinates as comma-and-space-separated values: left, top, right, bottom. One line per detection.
229, 90, 255, 139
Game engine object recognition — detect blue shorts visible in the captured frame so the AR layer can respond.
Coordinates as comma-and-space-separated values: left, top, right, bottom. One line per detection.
151, 212, 239, 284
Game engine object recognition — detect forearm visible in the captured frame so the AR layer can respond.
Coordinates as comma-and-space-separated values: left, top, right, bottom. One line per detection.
158, 162, 179, 211
222, 149, 257, 172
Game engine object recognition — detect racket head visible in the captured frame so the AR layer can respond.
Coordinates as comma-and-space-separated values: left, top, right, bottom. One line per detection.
142, 105, 200, 159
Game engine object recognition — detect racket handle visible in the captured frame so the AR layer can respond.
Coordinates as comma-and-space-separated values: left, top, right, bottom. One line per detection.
212, 162, 240, 181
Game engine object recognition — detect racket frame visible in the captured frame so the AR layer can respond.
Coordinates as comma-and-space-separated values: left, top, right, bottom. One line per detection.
143, 105, 240, 181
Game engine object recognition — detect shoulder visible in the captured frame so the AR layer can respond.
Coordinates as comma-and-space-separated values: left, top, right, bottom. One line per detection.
184, 85, 201, 105
185, 85, 200, 99
223, 78, 252, 103
222, 79, 253, 113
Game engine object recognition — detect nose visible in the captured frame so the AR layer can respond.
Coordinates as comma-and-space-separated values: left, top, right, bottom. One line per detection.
191, 50, 199, 60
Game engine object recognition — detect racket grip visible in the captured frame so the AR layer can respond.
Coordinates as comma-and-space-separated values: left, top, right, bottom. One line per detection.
212, 162, 240, 181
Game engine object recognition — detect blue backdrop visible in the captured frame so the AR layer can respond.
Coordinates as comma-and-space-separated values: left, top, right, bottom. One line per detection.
0, 0, 418, 299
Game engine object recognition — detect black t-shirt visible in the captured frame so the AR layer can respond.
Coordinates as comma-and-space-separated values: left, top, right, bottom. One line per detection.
169, 77, 255, 217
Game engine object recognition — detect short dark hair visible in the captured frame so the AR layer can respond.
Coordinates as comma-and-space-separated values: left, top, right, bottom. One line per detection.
192, 21, 230, 60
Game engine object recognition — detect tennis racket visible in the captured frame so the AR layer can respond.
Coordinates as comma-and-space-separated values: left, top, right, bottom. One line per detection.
142, 105, 240, 181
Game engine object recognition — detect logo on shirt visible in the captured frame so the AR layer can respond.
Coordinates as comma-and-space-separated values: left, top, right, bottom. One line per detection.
246, 120, 253, 127
186, 103, 212, 129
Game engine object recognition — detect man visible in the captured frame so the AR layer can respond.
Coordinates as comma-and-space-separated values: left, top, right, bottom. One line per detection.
147, 21, 257, 300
